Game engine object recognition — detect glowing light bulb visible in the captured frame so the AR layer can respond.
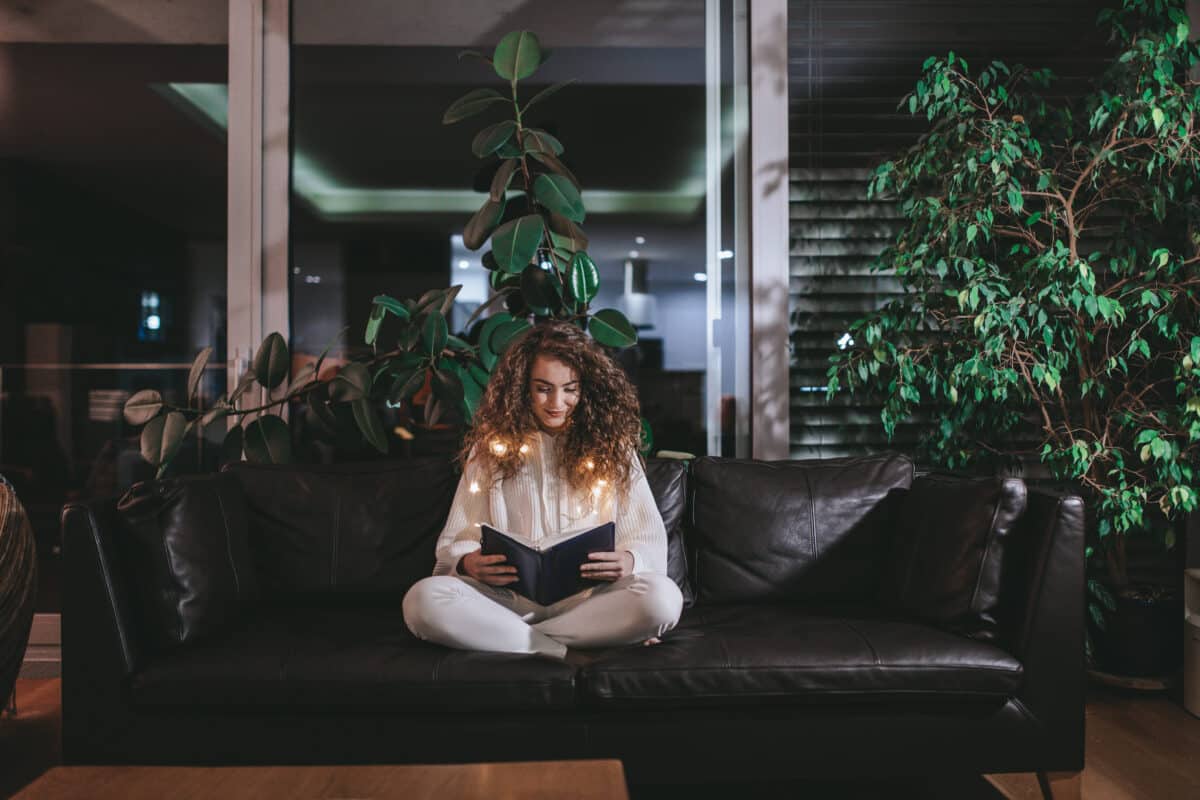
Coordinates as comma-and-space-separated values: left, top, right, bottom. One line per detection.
519, 443, 530, 455
491, 441, 507, 456
469, 481, 480, 494
585, 459, 595, 470
598, 479, 608, 487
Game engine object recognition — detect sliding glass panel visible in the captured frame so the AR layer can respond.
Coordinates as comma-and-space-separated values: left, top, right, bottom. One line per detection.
290, 0, 749, 457
0, 1, 229, 612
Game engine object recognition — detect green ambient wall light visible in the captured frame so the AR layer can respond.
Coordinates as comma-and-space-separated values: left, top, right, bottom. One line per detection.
159, 83, 706, 220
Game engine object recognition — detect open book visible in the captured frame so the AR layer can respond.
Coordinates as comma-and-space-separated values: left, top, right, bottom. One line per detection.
480, 521, 616, 606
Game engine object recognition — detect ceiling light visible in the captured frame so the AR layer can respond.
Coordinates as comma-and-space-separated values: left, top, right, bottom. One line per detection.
693, 272, 708, 282
635, 236, 646, 245
145, 314, 161, 330
458, 259, 470, 269
719, 250, 734, 260
629, 250, 640, 258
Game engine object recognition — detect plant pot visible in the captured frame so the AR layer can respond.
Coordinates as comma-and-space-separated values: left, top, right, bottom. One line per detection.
1093, 584, 1183, 678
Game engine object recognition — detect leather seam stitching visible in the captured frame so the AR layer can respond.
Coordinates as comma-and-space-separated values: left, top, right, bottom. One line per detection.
81, 507, 136, 672
589, 664, 1022, 674
214, 484, 242, 598
969, 483, 1011, 614
841, 619, 881, 665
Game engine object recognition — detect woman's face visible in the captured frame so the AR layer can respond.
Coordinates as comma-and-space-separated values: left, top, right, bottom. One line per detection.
529, 354, 580, 433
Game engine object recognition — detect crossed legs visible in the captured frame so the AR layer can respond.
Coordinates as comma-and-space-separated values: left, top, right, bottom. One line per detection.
402, 572, 683, 659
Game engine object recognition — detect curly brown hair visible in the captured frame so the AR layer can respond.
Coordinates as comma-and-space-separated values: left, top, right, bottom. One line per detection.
460, 321, 643, 495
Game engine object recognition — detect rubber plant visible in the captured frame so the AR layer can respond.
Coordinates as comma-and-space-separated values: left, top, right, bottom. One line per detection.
825, 0, 1200, 656
124, 30, 641, 477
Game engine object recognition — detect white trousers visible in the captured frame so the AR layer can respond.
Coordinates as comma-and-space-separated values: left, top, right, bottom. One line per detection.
402, 572, 684, 659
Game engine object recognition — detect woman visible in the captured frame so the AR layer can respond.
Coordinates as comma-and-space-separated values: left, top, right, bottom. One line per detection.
402, 321, 683, 660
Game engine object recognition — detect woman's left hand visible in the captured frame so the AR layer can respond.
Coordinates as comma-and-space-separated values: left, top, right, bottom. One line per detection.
581, 550, 634, 581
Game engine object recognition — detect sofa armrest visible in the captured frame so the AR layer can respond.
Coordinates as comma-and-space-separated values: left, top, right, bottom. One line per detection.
1001, 487, 1086, 768
62, 498, 142, 762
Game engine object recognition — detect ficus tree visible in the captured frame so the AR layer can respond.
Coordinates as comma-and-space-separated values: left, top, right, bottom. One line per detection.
124, 30, 642, 477
828, 0, 1200, 606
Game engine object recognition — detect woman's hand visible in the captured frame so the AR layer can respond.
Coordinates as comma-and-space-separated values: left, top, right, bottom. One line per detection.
460, 551, 519, 586
581, 549, 634, 582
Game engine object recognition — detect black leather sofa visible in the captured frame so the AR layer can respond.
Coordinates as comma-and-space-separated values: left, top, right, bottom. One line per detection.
61, 453, 1084, 792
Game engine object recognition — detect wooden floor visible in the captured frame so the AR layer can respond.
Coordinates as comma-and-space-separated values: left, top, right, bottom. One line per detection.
3, 679, 1198, 799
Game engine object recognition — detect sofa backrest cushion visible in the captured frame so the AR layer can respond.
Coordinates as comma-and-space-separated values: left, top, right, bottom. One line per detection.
643, 458, 694, 607
881, 474, 1028, 641
689, 453, 914, 603
224, 457, 457, 594
116, 472, 258, 651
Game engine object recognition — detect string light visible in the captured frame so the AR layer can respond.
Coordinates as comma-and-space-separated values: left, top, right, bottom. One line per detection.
469, 481, 480, 494
491, 440, 508, 456
585, 459, 595, 470
519, 443, 530, 455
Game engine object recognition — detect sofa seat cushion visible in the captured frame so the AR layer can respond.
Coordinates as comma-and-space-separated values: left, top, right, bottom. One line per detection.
129, 597, 577, 712
580, 603, 1022, 707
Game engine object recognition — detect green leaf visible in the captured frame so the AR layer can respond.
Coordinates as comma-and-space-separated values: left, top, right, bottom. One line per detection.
463, 197, 505, 251
522, 128, 564, 156
966, 224, 978, 244
523, 79, 576, 113
139, 411, 188, 467
568, 251, 600, 305
253, 332, 290, 390
491, 318, 533, 354
220, 424, 243, 464
123, 389, 164, 426
446, 335, 472, 351
443, 88, 508, 125
286, 363, 317, 397
534, 173, 585, 222
479, 312, 515, 370
229, 370, 257, 405
529, 151, 580, 190
423, 310, 449, 356
432, 367, 466, 411
365, 304, 386, 346
491, 214, 544, 272
372, 295, 409, 321
520, 264, 559, 314
471, 120, 517, 159
200, 405, 229, 428
489, 159, 520, 202
187, 346, 213, 402
493, 30, 542, 81
588, 308, 638, 348
546, 211, 588, 252
351, 398, 388, 454
1151, 107, 1165, 131
388, 367, 427, 405
329, 362, 371, 402
243, 414, 292, 464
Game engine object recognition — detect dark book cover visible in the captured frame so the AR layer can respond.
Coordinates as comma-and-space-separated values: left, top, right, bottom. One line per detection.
480, 521, 616, 606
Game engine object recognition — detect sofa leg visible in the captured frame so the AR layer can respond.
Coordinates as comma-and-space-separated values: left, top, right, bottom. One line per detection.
1037, 770, 1081, 800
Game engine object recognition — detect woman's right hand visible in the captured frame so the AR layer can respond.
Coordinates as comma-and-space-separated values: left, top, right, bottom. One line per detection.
459, 551, 519, 586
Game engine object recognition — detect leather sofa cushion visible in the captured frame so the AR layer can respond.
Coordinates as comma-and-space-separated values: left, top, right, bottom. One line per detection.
643, 458, 693, 606
882, 475, 1027, 641
130, 595, 577, 711
689, 453, 913, 602
224, 458, 458, 594
580, 603, 1022, 707
116, 472, 258, 652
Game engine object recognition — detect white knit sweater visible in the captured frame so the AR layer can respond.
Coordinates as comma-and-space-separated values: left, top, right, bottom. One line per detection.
432, 431, 668, 577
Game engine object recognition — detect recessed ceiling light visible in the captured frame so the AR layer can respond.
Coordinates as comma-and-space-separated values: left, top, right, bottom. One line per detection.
635, 235, 646, 245
693, 272, 708, 282
629, 250, 640, 258
719, 249, 734, 259
458, 259, 470, 269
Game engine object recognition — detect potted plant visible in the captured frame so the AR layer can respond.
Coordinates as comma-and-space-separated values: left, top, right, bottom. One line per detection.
827, 0, 1199, 675
123, 30, 642, 477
